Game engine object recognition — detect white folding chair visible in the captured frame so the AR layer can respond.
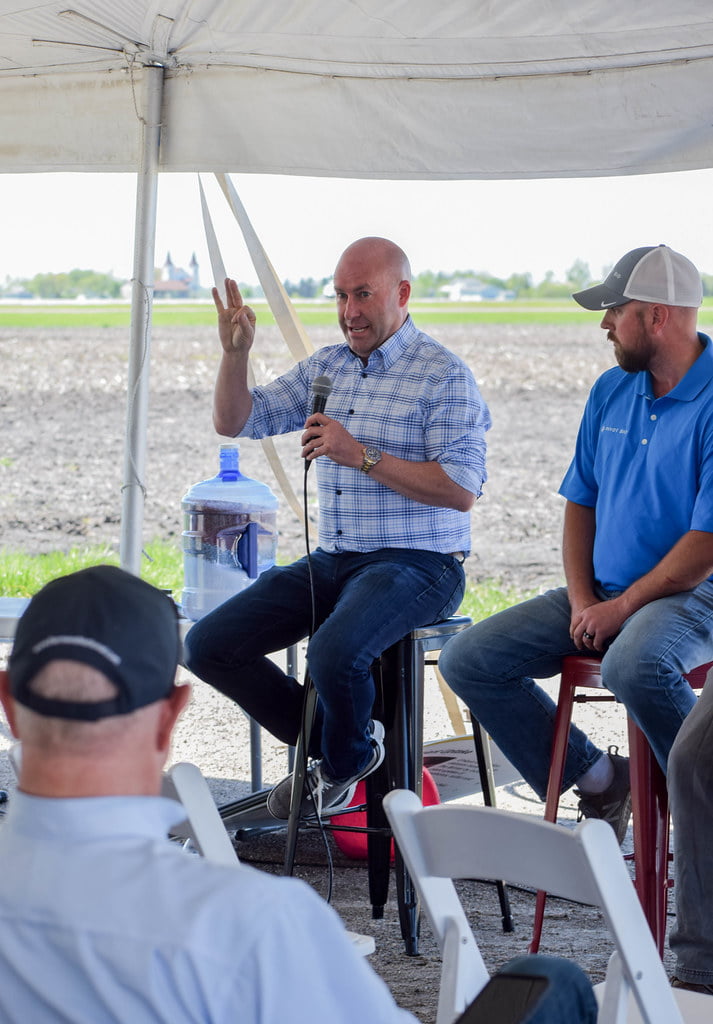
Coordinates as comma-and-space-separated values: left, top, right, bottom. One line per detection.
383, 789, 711, 1024
163, 761, 242, 867
164, 761, 376, 955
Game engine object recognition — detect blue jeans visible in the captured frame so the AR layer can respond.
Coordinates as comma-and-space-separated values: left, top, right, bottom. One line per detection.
668, 678, 713, 985
438, 583, 713, 799
184, 547, 465, 781
492, 954, 597, 1024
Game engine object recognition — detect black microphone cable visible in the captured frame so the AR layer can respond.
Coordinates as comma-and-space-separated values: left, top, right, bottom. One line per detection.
296, 376, 335, 899
303, 375, 332, 632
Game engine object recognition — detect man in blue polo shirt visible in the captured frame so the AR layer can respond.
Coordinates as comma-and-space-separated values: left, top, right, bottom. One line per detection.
440, 244, 713, 843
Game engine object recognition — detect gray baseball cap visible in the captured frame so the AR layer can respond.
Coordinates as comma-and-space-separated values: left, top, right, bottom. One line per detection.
572, 244, 702, 310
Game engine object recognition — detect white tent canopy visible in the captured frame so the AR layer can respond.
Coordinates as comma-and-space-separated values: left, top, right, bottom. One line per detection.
2, 1, 713, 570
2, 1, 713, 179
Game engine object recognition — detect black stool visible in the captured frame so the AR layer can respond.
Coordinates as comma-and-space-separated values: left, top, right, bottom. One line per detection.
284, 615, 512, 955
367, 617, 473, 954
219, 616, 513, 956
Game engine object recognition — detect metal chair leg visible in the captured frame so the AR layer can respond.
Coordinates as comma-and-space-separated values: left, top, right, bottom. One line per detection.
283, 679, 318, 876
393, 636, 423, 955
472, 723, 514, 933
365, 757, 392, 920
249, 718, 262, 792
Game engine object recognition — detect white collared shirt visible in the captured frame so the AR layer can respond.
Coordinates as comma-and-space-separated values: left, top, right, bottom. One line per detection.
0, 792, 416, 1023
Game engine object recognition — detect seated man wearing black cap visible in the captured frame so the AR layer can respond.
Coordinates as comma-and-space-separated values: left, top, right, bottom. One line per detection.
440, 245, 713, 844
0, 565, 419, 1023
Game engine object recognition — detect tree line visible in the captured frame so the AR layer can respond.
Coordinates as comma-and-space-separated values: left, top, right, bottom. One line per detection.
4, 261, 713, 301
2, 269, 123, 300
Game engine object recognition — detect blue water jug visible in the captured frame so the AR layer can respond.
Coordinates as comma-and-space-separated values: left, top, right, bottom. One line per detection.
181, 444, 278, 620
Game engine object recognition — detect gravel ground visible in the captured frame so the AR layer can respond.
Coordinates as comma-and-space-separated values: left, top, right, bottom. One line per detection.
0, 320, 678, 1020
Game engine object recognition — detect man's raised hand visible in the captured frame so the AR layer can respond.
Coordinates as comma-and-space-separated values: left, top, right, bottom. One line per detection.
213, 278, 257, 355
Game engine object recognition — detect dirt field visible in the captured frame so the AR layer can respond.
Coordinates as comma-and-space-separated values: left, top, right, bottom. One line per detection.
0, 320, 678, 1020
0, 320, 616, 589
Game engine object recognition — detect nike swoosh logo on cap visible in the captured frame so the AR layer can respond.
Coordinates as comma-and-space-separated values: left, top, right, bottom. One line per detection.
600, 300, 618, 308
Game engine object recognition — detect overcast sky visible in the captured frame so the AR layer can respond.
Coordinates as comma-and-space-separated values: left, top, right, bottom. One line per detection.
2, 167, 712, 288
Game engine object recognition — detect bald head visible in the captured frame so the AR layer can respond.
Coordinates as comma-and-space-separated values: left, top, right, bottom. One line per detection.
333, 237, 412, 359
337, 237, 411, 283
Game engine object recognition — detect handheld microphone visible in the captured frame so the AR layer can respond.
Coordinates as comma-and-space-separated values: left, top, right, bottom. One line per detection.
305, 376, 333, 470
310, 375, 333, 416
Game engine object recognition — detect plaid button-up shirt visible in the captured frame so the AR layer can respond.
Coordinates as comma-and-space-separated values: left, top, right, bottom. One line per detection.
243, 316, 490, 556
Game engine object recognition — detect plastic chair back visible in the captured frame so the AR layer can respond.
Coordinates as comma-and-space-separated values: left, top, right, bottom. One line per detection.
163, 761, 241, 867
383, 789, 684, 1024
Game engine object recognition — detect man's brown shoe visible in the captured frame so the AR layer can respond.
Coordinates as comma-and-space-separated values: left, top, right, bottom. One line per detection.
575, 746, 632, 845
672, 976, 713, 996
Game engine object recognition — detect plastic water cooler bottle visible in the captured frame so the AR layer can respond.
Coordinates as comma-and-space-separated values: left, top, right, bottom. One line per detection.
181, 444, 278, 620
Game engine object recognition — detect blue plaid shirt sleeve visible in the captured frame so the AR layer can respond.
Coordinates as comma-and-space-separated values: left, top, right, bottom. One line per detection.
241, 317, 490, 556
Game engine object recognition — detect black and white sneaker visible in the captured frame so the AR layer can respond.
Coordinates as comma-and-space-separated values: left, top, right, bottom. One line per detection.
267, 720, 385, 820
575, 745, 632, 845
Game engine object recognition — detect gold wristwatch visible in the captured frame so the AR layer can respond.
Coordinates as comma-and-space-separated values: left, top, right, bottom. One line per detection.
360, 445, 383, 474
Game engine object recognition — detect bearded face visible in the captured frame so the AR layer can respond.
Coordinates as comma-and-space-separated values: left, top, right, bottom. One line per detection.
605, 304, 655, 374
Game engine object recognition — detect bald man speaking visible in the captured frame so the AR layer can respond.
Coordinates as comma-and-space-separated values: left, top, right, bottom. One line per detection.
186, 237, 490, 820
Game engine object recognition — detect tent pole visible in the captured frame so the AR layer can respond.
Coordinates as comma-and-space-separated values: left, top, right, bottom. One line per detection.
120, 63, 164, 575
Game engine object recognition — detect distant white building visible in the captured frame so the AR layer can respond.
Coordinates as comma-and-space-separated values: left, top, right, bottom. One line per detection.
441, 277, 514, 301
154, 252, 201, 298
120, 251, 201, 300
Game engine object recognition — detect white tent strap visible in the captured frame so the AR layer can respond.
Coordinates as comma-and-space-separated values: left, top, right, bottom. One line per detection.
247, 359, 306, 526
199, 175, 228, 296
215, 172, 314, 363
198, 174, 307, 524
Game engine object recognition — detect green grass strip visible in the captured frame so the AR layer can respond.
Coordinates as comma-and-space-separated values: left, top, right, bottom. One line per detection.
0, 543, 530, 622
3, 299, 713, 329
0, 544, 181, 602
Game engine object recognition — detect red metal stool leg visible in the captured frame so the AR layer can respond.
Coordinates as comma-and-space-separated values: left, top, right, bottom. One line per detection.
532, 655, 710, 955
625, 662, 712, 954
628, 718, 670, 956
531, 655, 614, 952
530, 670, 577, 952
